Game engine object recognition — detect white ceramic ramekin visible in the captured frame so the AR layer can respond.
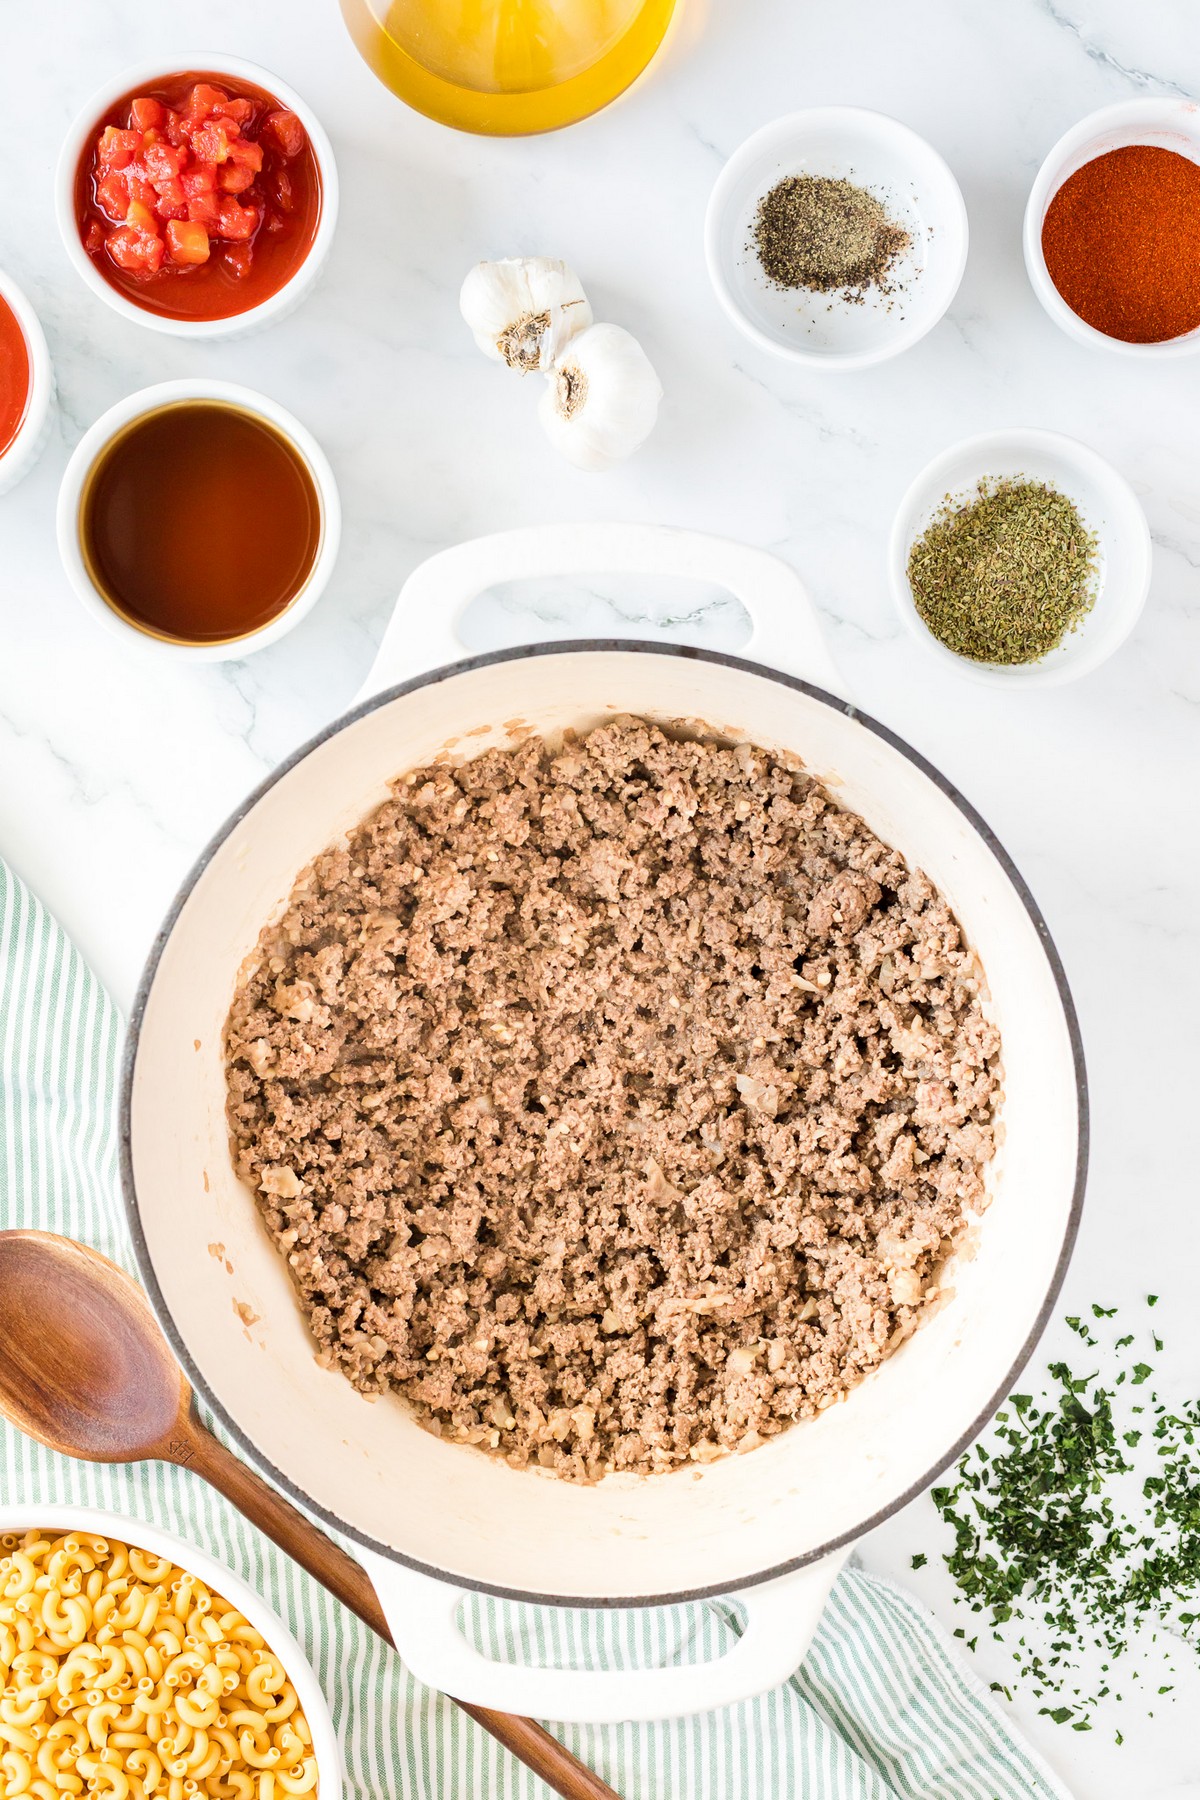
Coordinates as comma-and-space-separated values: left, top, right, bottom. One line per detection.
0, 268, 54, 497
889, 427, 1152, 688
55, 56, 338, 340
705, 107, 968, 371
1024, 98, 1200, 358
56, 378, 341, 661
0, 1504, 342, 1798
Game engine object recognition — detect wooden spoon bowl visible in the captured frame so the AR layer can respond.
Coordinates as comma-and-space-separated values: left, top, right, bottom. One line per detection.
0, 1232, 186, 1461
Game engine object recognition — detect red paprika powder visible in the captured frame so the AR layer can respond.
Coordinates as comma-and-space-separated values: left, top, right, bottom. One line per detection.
1041, 143, 1200, 343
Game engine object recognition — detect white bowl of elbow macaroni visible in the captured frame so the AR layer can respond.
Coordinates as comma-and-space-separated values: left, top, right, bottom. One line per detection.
0, 1506, 342, 1800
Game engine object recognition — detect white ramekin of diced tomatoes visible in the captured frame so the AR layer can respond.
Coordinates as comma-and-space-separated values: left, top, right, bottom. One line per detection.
56, 58, 339, 337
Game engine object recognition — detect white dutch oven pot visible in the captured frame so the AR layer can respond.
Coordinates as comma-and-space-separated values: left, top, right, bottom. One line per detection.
122, 524, 1086, 1725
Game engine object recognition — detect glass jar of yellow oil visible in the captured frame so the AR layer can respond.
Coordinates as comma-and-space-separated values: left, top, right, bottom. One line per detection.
339, 0, 679, 135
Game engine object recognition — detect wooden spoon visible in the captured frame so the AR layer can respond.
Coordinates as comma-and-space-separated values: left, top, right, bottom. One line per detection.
0, 1230, 620, 1800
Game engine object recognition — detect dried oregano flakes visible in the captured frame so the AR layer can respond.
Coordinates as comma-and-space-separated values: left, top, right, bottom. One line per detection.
907, 477, 1099, 665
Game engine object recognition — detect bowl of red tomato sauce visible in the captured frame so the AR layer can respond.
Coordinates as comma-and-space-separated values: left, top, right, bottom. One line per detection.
56, 58, 337, 337
0, 270, 53, 496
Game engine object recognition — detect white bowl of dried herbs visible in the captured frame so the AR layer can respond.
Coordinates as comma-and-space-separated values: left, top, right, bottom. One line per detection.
705, 107, 967, 370
889, 428, 1152, 686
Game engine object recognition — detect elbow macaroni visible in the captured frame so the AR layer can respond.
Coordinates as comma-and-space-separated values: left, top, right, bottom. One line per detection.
0, 1537, 317, 1800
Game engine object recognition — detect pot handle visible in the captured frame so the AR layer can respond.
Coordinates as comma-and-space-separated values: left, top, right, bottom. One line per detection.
357, 523, 846, 702
358, 1547, 848, 1724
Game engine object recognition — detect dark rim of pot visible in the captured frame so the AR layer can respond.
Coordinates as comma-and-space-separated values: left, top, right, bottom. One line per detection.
121, 640, 1089, 1610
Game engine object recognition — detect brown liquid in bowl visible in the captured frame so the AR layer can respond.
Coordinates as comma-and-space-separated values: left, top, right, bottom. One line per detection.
80, 401, 322, 645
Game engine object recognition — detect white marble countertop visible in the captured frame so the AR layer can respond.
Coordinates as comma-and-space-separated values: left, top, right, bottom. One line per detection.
2, 1, 1199, 1793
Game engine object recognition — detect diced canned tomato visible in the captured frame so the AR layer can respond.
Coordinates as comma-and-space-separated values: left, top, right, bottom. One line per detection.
219, 139, 264, 194
186, 194, 220, 230
188, 83, 233, 114
262, 110, 305, 158
130, 96, 167, 132
107, 209, 164, 274
95, 171, 130, 219
97, 127, 141, 175
154, 180, 188, 221
217, 97, 255, 126
228, 138, 263, 174
216, 196, 259, 240
191, 120, 233, 164
166, 219, 211, 265
143, 139, 184, 184
181, 162, 217, 197
126, 173, 159, 212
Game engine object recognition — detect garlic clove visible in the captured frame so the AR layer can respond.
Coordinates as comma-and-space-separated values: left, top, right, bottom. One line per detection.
460, 257, 593, 373
538, 323, 663, 472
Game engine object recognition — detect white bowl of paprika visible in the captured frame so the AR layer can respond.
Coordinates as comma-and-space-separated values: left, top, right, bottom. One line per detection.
1024, 98, 1200, 356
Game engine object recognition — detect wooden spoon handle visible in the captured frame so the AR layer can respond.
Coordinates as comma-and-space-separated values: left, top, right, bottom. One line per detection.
175, 1417, 622, 1800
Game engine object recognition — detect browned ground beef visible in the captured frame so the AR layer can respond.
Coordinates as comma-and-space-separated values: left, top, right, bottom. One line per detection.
225, 718, 1000, 1481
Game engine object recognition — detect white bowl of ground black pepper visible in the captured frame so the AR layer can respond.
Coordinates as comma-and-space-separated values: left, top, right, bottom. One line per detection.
705, 107, 968, 370
888, 428, 1152, 687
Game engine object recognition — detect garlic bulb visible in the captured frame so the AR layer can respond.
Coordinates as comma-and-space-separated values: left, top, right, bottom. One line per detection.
460, 257, 593, 373
538, 323, 663, 472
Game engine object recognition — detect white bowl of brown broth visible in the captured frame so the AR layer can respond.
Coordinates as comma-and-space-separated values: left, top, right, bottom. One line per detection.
56, 380, 340, 659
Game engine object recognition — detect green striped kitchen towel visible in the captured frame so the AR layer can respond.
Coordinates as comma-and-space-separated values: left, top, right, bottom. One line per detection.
0, 855, 1072, 1800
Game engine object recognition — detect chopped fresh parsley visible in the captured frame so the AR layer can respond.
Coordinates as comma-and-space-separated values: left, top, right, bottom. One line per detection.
920, 1298, 1198, 1736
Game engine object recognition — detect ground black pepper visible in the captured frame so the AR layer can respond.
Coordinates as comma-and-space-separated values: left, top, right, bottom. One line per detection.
753, 174, 910, 301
